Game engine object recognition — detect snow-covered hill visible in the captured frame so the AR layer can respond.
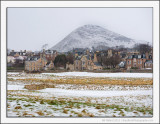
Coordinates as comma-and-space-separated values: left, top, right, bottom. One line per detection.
50, 25, 144, 52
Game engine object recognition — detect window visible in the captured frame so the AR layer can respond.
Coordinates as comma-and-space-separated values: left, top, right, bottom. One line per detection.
140, 60, 142, 64
149, 55, 152, 59
82, 61, 85, 65
133, 58, 136, 62
128, 61, 129, 64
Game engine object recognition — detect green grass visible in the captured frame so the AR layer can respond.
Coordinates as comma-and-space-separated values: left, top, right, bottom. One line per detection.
7, 96, 153, 116
24, 104, 32, 107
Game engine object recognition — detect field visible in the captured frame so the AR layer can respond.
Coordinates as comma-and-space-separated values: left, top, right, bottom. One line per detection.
7, 72, 153, 117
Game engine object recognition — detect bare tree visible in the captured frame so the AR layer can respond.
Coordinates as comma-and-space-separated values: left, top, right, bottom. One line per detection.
41, 44, 49, 50
133, 43, 151, 54
102, 56, 111, 67
110, 55, 121, 68
102, 55, 121, 68
66, 52, 74, 64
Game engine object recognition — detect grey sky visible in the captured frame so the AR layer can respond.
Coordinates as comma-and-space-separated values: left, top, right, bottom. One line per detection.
8, 8, 152, 51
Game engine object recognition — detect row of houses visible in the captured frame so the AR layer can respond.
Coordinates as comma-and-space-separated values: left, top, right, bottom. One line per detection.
7, 49, 57, 72
66, 48, 153, 71
125, 54, 153, 70
24, 50, 57, 72
7, 47, 153, 72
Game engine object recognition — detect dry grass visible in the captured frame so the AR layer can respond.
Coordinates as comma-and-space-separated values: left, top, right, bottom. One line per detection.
14, 106, 22, 109
24, 84, 55, 90
89, 113, 94, 117
36, 111, 44, 116
17, 78, 152, 85
63, 109, 68, 114
23, 111, 28, 116
77, 113, 83, 117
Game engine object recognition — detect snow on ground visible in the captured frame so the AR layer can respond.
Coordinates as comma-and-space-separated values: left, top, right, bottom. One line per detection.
39, 88, 152, 98
8, 85, 26, 90
42, 72, 152, 78
7, 72, 20, 75
7, 72, 153, 117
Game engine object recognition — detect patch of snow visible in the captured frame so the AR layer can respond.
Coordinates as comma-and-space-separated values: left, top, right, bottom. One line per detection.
39, 88, 152, 98
42, 72, 152, 78
8, 85, 26, 90
7, 72, 20, 75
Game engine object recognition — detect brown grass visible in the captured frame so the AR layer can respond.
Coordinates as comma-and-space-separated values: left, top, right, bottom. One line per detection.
63, 109, 68, 114
24, 84, 55, 90
36, 111, 44, 116
23, 112, 28, 116
89, 113, 94, 117
17, 78, 152, 85
78, 113, 83, 117
14, 106, 22, 109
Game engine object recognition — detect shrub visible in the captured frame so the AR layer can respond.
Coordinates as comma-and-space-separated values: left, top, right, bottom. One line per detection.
14, 106, 22, 109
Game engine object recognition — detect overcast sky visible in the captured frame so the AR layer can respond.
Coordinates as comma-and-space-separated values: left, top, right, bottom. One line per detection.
8, 8, 152, 51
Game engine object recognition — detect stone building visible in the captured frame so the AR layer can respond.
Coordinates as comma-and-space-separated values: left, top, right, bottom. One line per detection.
145, 60, 153, 69
66, 51, 102, 71
125, 53, 153, 70
126, 54, 146, 70
40, 49, 57, 62
66, 63, 74, 71
25, 56, 48, 72
44, 61, 54, 70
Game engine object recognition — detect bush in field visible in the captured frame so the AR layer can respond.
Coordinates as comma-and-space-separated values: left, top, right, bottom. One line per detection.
14, 106, 22, 109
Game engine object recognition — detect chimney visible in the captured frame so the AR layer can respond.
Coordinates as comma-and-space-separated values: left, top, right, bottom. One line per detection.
93, 53, 98, 62
86, 49, 89, 55
145, 52, 149, 60
108, 49, 112, 58
40, 53, 42, 58
43, 49, 45, 53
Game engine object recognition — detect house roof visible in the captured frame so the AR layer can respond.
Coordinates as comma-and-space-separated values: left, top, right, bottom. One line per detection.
128, 54, 146, 59
46, 62, 51, 65
145, 60, 153, 63
26, 56, 40, 61
9, 52, 17, 56
75, 56, 82, 60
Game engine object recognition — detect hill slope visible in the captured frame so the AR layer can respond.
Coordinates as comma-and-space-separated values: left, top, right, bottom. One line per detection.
50, 25, 138, 52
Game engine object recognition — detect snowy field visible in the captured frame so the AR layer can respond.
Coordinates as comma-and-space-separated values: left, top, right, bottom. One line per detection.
42, 72, 152, 78
7, 72, 153, 117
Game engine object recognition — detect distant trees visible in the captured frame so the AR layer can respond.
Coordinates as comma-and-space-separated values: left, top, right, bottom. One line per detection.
139, 44, 151, 54
54, 54, 67, 67
102, 55, 121, 68
133, 44, 152, 54
110, 55, 121, 68
13, 59, 24, 67
66, 53, 74, 64
41, 44, 49, 50
54, 53, 74, 68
